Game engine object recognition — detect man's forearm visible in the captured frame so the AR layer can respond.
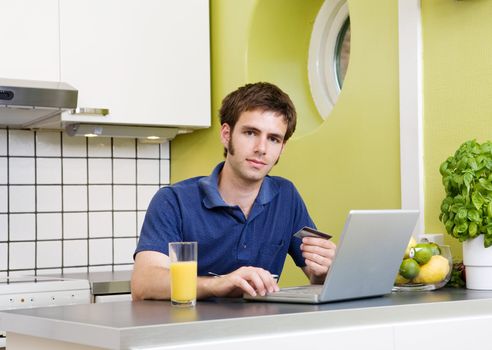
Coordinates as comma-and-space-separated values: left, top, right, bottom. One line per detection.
132, 265, 220, 300
131, 265, 171, 300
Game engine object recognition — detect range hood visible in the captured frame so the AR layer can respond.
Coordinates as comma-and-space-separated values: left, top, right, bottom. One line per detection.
0, 78, 78, 128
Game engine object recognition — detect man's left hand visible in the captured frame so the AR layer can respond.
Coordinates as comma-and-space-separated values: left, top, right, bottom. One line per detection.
301, 237, 336, 284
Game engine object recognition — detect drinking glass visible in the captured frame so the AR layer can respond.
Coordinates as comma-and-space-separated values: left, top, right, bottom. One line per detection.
169, 242, 197, 307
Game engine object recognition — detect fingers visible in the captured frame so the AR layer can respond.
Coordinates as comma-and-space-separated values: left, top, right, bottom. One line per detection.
224, 267, 279, 297
301, 237, 337, 276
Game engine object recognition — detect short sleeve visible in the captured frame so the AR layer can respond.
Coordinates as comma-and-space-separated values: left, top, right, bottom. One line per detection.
134, 187, 182, 258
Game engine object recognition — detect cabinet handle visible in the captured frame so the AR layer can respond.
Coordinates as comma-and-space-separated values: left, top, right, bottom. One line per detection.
70, 107, 110, 116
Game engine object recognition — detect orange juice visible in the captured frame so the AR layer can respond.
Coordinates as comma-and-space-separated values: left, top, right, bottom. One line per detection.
170, 261, 197, 303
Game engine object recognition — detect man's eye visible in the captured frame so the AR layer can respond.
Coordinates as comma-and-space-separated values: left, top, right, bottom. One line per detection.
245, 130, 255, 136
269, 137, 280, 143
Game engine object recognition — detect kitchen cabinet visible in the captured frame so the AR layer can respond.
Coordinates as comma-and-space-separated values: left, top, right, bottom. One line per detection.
59, 0, 211, 129
0, 0, 59, 82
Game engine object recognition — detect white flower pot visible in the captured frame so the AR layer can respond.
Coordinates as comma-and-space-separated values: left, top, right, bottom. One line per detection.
463, 235, 492, 290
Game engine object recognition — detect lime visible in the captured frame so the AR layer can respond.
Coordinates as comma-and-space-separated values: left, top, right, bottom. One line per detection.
413, 255, 450, 284
409, 244, 433, 265
428, 243, 441, 256
399, 258, 420, 280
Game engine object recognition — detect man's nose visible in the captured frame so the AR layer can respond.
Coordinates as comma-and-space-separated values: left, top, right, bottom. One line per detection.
254, 136, 267, 155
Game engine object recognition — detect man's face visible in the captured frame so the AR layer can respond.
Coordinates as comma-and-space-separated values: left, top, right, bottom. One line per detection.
220, 109, 287, 184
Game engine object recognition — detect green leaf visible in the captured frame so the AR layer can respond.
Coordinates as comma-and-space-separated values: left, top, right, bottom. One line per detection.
469, 222, 478, 237
464, 173, 474, 189
485, 234, 492, 248
479, 178, 492, 191
468, 209, 481, 222
472, 191, 485, 210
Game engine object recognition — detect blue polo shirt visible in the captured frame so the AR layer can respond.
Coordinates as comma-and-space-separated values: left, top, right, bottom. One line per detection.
134, 162, 315, 278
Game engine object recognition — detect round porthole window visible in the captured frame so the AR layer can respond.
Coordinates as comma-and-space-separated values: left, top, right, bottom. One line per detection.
308, 0, 350, 119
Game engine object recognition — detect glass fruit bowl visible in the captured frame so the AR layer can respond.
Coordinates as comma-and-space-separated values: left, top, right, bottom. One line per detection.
393, 242, 453, 292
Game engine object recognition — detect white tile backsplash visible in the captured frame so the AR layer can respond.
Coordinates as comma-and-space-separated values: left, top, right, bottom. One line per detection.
9, 185, 35, 212
37, 158, 62, 184
113, 159, 136, 184
89, 265, 113, 272
63, 240, 88, 266
9, 130, 34, 156
114, 185, 136, 210
63, 186, 87, 211
63, 158, 87, 184
160, 159, 170, 184
0, 130, 6, 155
88, 137, 112, 157
137, 142, 159, 158
113, 138, 135, 158
0, 243, 7, 270
9, 213, 35, 241
137, 211, 146, 237
36, 131, 61, 157
89, 238, 112, 265
160, 142, 170, 159
89, 211, 113, 238
114, 211, 136, 237
37, 213, 62, 240
9, 157, 35, 184
62, 135, 86, 157
138, 185, 159, 211
88, 185, 112, 211
114, 238, 136, 264
0, 186, 7, 212
37, 241, 62, 268
113, 264, 133, 271
88, 158, 112, 184
137, 159, 160, 184
9, 242, 35, 270
1, 128, 170, 274
63, 212, 88, 239
37, 185, 62, 212
0, 214, 7, 241
0, 158, 7, 184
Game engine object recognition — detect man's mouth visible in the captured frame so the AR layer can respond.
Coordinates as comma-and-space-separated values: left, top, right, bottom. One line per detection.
247, 158, 267, 167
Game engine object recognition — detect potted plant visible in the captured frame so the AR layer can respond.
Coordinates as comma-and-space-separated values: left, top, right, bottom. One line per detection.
439, 139, 492, 289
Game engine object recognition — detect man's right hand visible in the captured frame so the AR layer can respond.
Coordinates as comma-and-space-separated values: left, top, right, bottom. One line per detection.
203, 266, 279, 298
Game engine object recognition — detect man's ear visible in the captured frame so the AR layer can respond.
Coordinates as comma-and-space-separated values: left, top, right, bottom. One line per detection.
220, 123, 231, 148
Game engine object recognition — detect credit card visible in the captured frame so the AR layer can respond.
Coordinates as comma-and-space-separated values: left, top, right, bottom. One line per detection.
293, 226, 332, 240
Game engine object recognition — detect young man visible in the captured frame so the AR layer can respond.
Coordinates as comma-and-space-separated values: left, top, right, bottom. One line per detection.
131, 82, 336, 300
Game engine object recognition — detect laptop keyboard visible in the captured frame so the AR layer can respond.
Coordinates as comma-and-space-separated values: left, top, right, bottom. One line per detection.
274, 285, 323, 295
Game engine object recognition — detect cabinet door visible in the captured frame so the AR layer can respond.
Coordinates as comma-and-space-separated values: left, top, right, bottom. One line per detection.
59, 0, 210, 129
0, 0, 59, 82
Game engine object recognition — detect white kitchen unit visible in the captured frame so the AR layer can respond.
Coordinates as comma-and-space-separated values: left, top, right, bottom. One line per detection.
59, 0, 211, 129
0, 0, 59, 82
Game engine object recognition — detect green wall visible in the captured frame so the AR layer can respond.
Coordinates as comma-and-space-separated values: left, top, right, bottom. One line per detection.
171, 0, 401, 286
423, 0, 492, 259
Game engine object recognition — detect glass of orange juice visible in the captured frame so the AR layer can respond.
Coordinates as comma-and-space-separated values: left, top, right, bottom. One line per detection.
169, 242, 197, 307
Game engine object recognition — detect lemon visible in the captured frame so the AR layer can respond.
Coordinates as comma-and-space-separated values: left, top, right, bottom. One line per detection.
413, 255, 450, 284
404, 236, 417, 258
399, 258, 420, 280
410, 244, 433, 265
395, 273, 410, 285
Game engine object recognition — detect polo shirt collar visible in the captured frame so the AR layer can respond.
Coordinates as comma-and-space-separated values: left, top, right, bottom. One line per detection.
199, 162, 279, 209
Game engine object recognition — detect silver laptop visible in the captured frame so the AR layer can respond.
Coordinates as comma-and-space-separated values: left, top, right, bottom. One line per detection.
244, 209, 419, 304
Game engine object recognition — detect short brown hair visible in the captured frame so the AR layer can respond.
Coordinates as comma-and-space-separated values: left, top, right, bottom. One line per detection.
219, 82, 297, 146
